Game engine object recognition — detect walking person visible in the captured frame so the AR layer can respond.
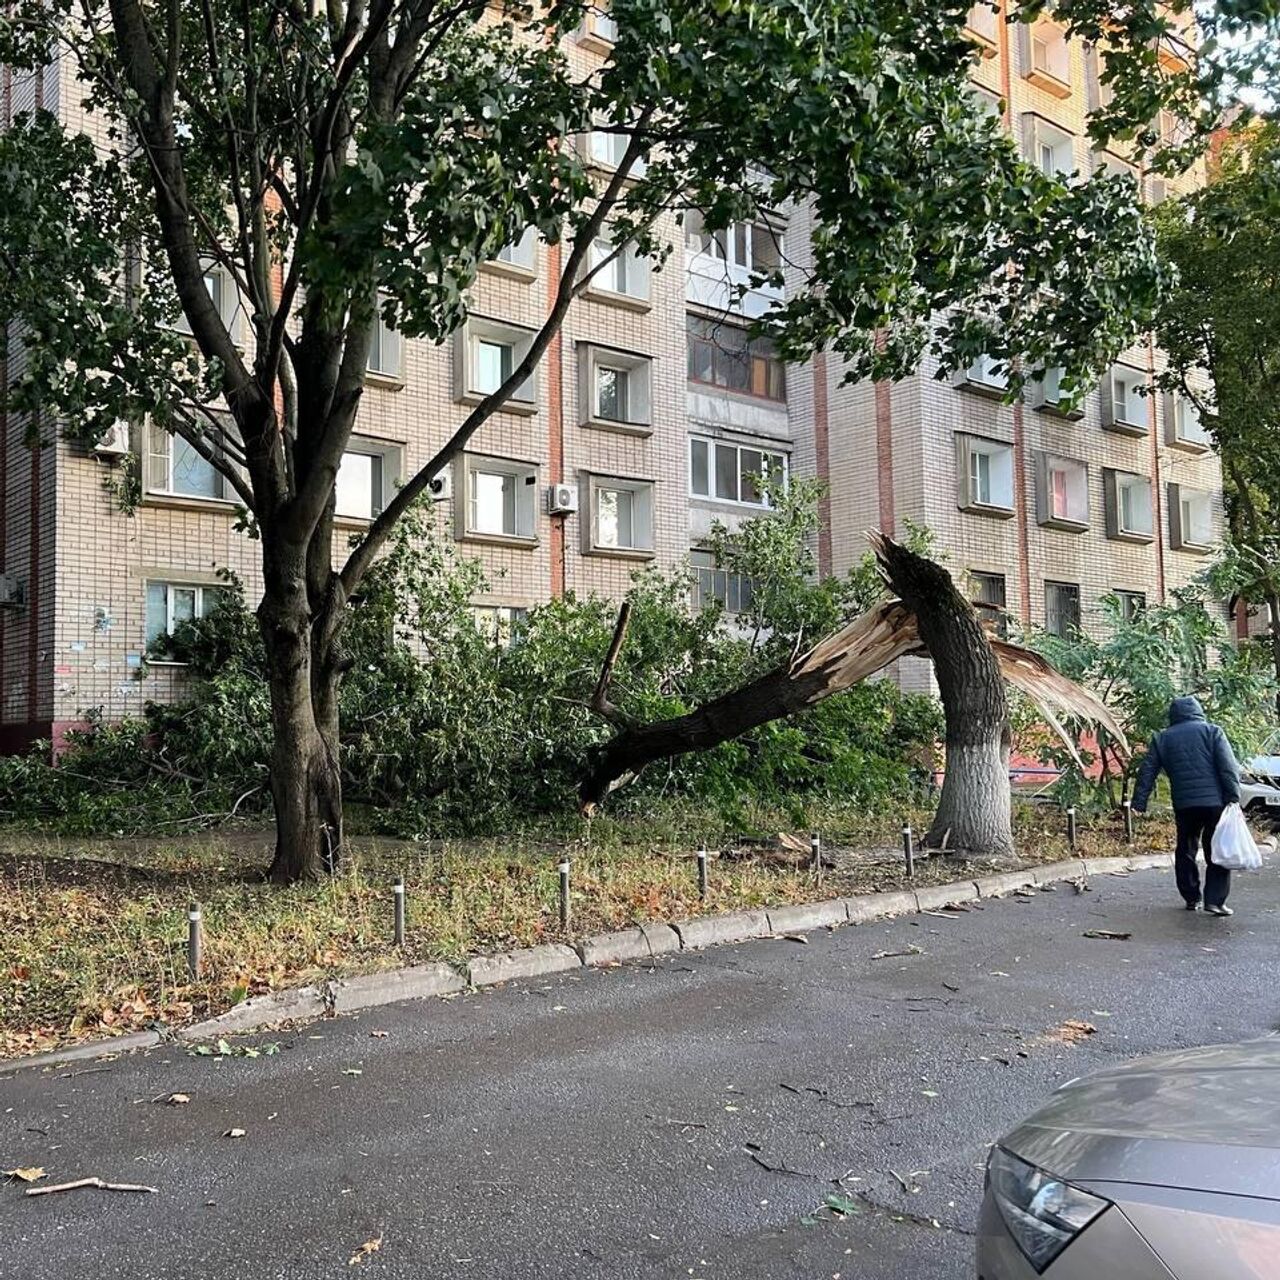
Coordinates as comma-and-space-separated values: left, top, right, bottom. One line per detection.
1131, 696, 1242, 916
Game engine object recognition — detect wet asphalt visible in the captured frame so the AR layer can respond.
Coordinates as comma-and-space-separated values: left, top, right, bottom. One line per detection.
3, 861, 1279, 1280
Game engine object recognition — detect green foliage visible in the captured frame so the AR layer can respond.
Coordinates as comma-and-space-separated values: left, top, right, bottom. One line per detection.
0, 497, 942, 837
1026, 571, 1278, 808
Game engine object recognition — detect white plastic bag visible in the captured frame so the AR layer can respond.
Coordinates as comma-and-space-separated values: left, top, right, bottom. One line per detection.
1211, 803, 1263, 872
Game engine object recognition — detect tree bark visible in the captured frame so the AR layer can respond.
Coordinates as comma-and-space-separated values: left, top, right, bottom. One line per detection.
874, 538, 1013, 858
259, 570, 344, 884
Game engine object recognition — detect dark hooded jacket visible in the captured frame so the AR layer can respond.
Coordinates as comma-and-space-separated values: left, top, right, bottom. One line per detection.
1132, 697, 1241, 813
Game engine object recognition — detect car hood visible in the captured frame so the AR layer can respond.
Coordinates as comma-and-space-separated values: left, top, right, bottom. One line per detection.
1002, 1040, 1280, 1199
1244, 754, 1280, 779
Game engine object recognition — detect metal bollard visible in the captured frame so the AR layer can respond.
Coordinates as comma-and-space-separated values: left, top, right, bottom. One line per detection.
1067, 806, 1078, 851
393, 877, 406, 948
697, 844, 709, 901
1123, 799, 1134, 846
559, 859, 571, 931
187, 904, 202, 979
902, 823, 915, 878
811, 831, 822, 886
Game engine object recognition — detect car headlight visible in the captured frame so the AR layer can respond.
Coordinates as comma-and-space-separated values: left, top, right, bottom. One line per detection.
987, 1146, 1110, 1273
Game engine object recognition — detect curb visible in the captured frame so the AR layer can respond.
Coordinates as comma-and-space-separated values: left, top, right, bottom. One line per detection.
0, 854, 1168, 1074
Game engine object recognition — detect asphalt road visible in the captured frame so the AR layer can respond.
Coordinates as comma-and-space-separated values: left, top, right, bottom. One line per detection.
4, 863, 1280, 1280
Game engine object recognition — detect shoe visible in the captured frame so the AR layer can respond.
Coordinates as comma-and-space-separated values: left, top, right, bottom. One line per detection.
1184, 900, 1200, 911
1205, 904, 1234, 917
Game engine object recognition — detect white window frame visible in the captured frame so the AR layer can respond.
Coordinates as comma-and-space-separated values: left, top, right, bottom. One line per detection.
1167, 392, 1211, 449
1170, 484, 1214, 552
1045, 580, 1082, 638
1105, 469, 1154, 542
174, 258, 242, 344
145, 417, 234, 503
685, 213, 785, 298
459, 455, 539, 544
956, 434, 1015, 516
1037, 453, 1089, 531
579, 343, 652, 435
472, 604, 529, 646
455, 317, 538, 411
334, 440, 401, 522
1026, 366, 1083, 418
1024, 21, 1071, 92
583, 474, 656, 556
585, 127, 648, 178
966, 2, 1000, 54
487, 226, 538, 278
580, 2, 617, 47
690, 548, 756, 615
144, 580, 221, 657
688, 434, 788, 508
365, 295, 403, 381
1022, 113, 1076, 178
1105, 365, 1148, 434
954, 352, 1009, 394
585, 232, 651, 307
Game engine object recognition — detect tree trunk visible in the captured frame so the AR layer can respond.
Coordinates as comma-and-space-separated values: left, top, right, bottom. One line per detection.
1268, 592, 1280, 722
259, 576, 344, 884
876, 539, 1014, 859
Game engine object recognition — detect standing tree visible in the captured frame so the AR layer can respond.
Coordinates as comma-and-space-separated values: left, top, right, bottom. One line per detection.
0, 0, 1265, 880
1153, 122, 1280, 700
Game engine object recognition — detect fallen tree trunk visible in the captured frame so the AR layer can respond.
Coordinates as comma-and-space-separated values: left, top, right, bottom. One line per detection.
579, 538, 1128, 843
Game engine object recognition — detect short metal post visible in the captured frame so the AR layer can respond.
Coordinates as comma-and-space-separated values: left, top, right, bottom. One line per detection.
393, 877, 406, 948
697, 844, 708, 900
559, 859, 571, 931
902, 823, 915, 878
187, 904, 202, 979
811, 831, 822, 886
1123, 799, 1134, 846
1067, 806, 1078, 851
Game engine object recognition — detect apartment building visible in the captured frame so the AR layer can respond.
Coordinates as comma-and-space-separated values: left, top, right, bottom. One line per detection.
0, 6, 1224, 750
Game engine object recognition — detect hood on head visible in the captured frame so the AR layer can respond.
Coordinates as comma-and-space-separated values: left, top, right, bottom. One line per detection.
1169, 696, 1206, 725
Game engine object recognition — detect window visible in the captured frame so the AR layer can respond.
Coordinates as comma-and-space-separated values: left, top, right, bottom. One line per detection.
689, 436, 786, 507
691, 549, 756, 614
685, 214, 784, 284
1170, 484, 1213, 551
1104, 365, 1148, 434
145, 582, 222, 653
1096, 151, 1137, 183
1027, 366, 1081, 416
146, 419, 231, 500
1166, 392, 1211, 449
1036, 453, 1088, 530
971, 572, 1008, 638
587, 234, 650, 304
464, 457, 538, 541
966, 2, 1000, 52
687, 316, 786, 401
586, 476, 654, 554
335, 448, 391, 520
955, 351, 1009, 392
366, 300, 402, 379
492, 226, 537, 273
174, 260, 241, 341
456, 318, 537, 409
1023, 114, 1075, 177
957, 435, 1014, 514
1105, 469, 1154, 541
581, 3, 617, 45
1114, 590, 1146, 623
587, 128, 647, 177
1023, 22, 1070, 91
579, 344, 652, 432
1045, 581, 1081, 638
472, 605, 528, 646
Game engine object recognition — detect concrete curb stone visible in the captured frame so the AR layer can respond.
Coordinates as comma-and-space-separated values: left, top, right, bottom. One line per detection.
766, 900, 848, 935
576, 928, 653, 967
467, 943, 581, 988
914, 881, 980, 912
843, 890, 918, 924
177, 986, 327, 1042
972, 870, 1038, 899
1126, 852, 1174, 871
672, 911, 770, 950
331, 963, 465, 1012
1030, 858, 1088, 884
638, 922, 681, 956
0, 1030, 161, 1076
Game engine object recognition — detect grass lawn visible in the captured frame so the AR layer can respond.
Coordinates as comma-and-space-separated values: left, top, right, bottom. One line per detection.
0, 804, 1170, 1060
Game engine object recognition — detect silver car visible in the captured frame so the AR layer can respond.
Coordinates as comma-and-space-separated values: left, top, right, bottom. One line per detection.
977, 1039, 1280, 1277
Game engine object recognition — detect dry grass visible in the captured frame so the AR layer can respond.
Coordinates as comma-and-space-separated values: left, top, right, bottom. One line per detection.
0, 805, 1171, 1060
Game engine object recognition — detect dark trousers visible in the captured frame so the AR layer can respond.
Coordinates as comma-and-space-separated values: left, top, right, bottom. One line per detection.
1174, 806, 1231, 908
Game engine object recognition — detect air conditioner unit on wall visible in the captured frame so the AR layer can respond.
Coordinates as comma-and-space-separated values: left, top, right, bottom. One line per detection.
428, 469, 453, 502
546, 483, 578, 516
0, 573, 26, 609
93, 420, 131, 458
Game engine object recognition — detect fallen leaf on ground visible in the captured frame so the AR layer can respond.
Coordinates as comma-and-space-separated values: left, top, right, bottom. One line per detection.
342, 1068, 363, 1077
369, 1031, 388, 1039
167, 1093, 190, 1106
783, 934, 809, 944
223, 1128, 246, 1139
1083, 930, 1131, 941
1047, 1020, 1097, 1046
4, 1167, 45, 1184
349, 1236, 382, 1266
